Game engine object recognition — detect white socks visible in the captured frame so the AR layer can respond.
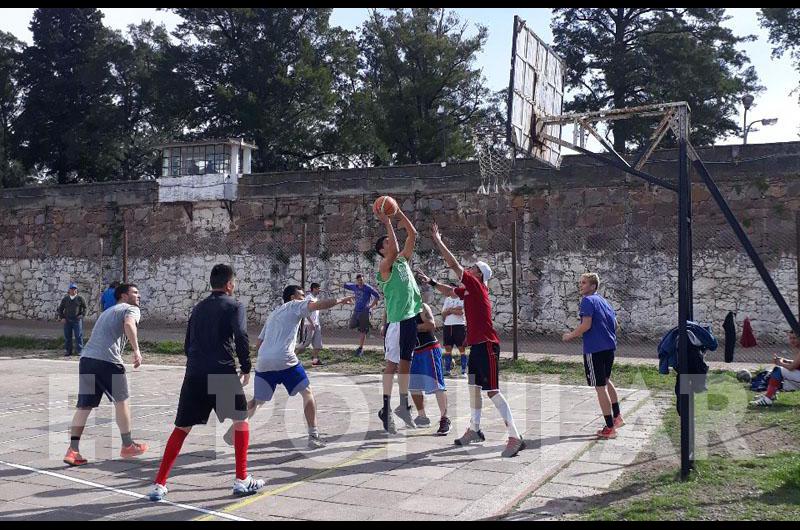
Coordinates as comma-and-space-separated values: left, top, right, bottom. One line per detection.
490, 392, 520, 440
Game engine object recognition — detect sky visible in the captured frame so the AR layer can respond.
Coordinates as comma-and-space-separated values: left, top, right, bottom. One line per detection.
0, 7, 797, 152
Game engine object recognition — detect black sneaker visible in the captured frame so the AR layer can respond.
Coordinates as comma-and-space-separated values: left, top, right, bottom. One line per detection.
436, 416, 451, 436
414, 415, 431, 427
354, 347, 364, 358
378, 408, 397, 434
454, 428, 485, 446
394, 404, 416, 429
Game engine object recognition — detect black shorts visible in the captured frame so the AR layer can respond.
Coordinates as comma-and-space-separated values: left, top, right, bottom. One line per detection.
349, 311, 371, 334
384, 316, 419, 363
467, 342, 501, 391
584, 350, 615, 387
77, 357, 129, 408
174, 373, 249, 427
443, 325, 466, 348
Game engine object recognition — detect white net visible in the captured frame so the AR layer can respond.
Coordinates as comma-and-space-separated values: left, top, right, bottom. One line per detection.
473, 128, 515, 194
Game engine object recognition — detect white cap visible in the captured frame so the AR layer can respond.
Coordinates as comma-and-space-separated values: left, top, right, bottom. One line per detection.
475, 261, 492, 285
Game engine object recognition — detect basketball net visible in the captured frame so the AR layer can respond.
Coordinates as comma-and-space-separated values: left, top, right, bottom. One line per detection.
473, 127, 514, 195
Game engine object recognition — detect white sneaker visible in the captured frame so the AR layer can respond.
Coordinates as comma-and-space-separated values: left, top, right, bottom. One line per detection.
308, 433, 326, 449
750, 394, 774, 407
233, 475, 265, 496
148, 483, 168, 501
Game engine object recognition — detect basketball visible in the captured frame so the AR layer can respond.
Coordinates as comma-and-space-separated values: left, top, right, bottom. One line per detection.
373, 195, 399, 217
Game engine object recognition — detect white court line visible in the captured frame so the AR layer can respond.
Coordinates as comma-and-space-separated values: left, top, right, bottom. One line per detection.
0, 459, 252, 521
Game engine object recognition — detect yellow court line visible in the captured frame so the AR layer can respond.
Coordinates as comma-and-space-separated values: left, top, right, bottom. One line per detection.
193, 445, 387, 520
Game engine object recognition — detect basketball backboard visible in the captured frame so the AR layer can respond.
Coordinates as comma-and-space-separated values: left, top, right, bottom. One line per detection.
506, 15, 565, 168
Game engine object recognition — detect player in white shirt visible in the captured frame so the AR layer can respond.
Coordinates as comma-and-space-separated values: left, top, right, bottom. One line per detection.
296, 282, 324, 366
441, 293, 467, 377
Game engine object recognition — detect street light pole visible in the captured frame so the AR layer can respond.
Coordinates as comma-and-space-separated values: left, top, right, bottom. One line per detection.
437, 105, 446, 165
741, 94, 754, 145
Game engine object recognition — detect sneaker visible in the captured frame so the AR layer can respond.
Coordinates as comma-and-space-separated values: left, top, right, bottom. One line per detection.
750, 394, 774, 407
63, 447, 88, 466
148, 483, 168, 501
454, 428, 485, 446
613, 415, 625, 429
222, 424, 235, 446
436, 416, 451, 436
232, 475, 266, 496
310, 358, 324, 366
501, 437, 526, 457
354, 347, 364, 358
120, 442, 149, 459
308, 433, 326, 449
394, 404, 416, 429
378, 408, 397, 434
596, 426, 617, 439
414, 415, 431, 427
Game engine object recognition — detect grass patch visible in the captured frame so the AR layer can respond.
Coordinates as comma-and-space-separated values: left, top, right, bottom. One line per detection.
579, 370, 800, 520
0, 336, 64, 350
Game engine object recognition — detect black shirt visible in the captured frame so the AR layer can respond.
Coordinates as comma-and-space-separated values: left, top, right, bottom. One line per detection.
415, 313, 437, 351
184, 291, 251, 376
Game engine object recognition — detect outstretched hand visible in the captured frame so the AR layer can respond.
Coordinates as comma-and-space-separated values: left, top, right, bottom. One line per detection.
341, 296, 355, 305
431, 222, 442, 241
375, 211, 391, 225
415, 269, 431, 284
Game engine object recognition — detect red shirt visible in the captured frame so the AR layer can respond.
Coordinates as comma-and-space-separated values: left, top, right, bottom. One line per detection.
454, 270, 500, 346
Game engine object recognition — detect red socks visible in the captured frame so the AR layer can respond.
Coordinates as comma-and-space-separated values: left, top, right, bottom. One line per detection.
766, 378, 781, 399
234, 422, 249, 480
155, 428, 188, 486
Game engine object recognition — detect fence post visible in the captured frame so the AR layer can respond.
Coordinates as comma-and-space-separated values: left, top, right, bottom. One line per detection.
512, 220, 519, 361
99, 237, 104, 315
123, 227, 128, 283
796, 210, 800, 320
301, 223, 307, 290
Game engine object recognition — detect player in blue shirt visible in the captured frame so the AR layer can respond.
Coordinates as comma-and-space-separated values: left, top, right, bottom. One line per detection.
563, 272, 622, 440
343, 274, 381, 357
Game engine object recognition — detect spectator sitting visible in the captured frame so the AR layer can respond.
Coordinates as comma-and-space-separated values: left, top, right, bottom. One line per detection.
751, 331, 800, 406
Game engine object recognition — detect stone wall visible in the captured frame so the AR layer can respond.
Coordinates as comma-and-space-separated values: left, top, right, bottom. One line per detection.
1, 141, 799, 343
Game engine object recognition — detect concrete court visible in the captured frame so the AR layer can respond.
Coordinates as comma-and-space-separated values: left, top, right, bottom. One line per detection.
0, 356, 653, 521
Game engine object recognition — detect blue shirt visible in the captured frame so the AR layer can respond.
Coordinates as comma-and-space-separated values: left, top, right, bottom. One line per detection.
101, 288, 117, 312
343, 283, 381, 313
579, 294, 617, 355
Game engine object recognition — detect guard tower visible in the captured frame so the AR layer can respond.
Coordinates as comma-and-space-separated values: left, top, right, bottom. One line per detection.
155, 138, 257, 203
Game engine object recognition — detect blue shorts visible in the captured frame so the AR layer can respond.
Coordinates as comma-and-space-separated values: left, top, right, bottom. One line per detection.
254, 364, 310, 402
409, 343, 446, 394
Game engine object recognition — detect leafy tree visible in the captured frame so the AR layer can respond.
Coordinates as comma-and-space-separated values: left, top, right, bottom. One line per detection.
760, 9, 800, 108
358, 8, 489, 165
167, 8, 360, 171
552, 8, 761, 152
0, 31, 26, 188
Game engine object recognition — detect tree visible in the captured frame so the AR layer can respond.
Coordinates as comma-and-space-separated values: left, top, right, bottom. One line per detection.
358, 8, 490, 165
0, 31, 27, 188
552, 8, 761, 152
167, 8, 360, 171
760, 9, 800, 105
109, 22, 197, 180
17, 8, 123, 184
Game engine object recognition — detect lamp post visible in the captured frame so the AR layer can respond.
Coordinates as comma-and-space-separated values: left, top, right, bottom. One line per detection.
437, 105, 447, 166
741, 94, 754, 144
744, 118, 778, 145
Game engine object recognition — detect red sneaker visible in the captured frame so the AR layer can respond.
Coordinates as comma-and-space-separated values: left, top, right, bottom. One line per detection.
64, 447, 88, 466
613, 415, 625, 429
596, 426, 617, 439
120, 442, 149, 459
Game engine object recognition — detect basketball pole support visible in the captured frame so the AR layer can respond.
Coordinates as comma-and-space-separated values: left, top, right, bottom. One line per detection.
534, 101, 800, 480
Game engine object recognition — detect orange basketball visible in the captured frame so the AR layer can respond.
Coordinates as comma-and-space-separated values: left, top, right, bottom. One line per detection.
373, 195, 399, 217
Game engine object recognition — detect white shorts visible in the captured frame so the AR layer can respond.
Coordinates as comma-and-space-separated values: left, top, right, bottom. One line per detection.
384, 317, 418, 364
780, 367, 800, 391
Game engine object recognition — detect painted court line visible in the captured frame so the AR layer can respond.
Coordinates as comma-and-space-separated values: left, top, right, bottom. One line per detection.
0, 459, 252, 521
193, 445, 387, 521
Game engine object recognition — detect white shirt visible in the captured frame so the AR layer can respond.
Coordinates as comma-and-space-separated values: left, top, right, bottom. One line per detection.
442, 296, 466, 326
256, 299, 311, 372
305, 293, 320, 326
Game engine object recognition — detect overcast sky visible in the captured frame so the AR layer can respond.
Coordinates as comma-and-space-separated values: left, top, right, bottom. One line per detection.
1, 8, 797, 151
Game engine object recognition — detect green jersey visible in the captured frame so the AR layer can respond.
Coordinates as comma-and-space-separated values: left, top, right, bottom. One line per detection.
377, 256, 422, 323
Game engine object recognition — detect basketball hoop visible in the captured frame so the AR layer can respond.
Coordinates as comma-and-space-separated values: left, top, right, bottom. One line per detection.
473, 126, 514, 195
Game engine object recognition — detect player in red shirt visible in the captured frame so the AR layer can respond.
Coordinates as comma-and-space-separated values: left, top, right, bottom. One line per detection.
415, 223, 524, 457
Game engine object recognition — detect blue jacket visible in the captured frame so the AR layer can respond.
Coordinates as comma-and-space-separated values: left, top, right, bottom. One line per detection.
657, 321, 718, 375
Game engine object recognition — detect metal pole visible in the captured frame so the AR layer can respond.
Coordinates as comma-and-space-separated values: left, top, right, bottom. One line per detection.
301, 223, 307, 290
677, 106, 693, 480
99, 237, 104, 315
122, 228, 128, 283
512, 220, 519, 361
796, 210, 800, 321
743, 108, 748, 145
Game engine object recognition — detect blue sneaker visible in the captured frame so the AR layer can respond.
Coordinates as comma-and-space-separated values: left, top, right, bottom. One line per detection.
148, 483, 168, 501
233, 475, 266, 496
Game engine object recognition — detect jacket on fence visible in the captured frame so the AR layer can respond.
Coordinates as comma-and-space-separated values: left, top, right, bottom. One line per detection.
657, 321, 716, 415
740, 317, 757, 347
723, 311, 736, 363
